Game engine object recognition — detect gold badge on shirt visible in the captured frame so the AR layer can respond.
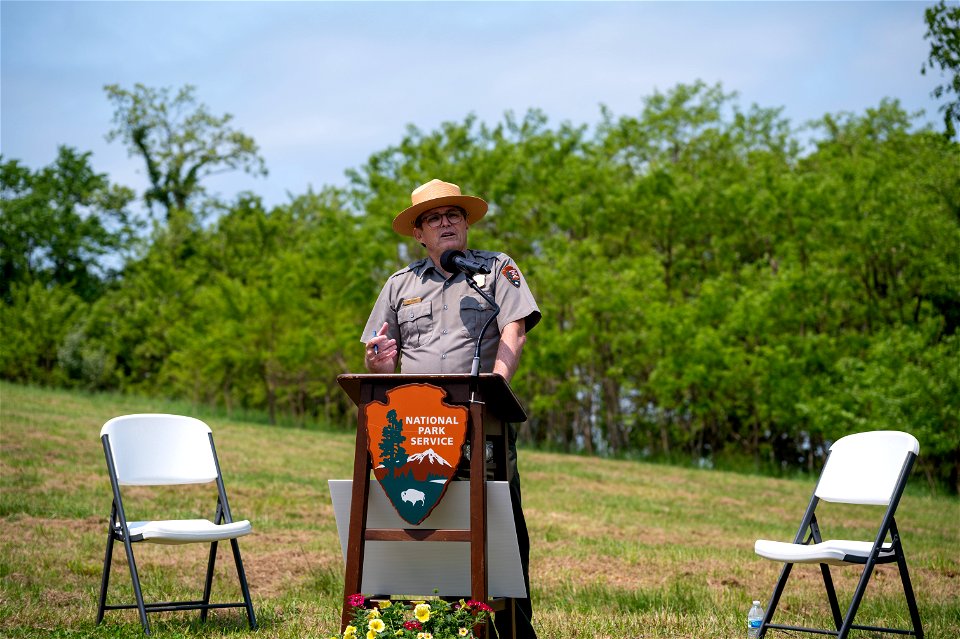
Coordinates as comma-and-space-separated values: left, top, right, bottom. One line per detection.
402, 297, 422, 306
472, 273, 485, 287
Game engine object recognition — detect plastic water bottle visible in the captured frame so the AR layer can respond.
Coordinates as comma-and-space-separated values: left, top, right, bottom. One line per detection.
747, 600, 764, 638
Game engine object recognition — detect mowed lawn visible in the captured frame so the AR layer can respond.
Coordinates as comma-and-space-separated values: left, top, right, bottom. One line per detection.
1, 382, 958, 638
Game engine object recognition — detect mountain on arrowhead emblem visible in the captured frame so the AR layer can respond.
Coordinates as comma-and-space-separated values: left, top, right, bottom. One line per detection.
402, 448, 453, 481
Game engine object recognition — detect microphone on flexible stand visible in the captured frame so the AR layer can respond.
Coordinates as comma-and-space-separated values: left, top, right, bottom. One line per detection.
440, 249, 491, 276
440, 250, 500, 376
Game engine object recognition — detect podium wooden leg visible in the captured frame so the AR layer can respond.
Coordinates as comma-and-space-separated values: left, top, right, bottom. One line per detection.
468, 399, 488, 637
342, 386, 374, 631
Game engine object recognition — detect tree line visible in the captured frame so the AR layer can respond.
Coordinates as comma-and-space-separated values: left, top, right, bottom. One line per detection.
3, 21, 959, 493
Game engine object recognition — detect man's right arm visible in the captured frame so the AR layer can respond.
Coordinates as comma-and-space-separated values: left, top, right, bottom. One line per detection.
362, 279, 400, 373
365, 321, 398, 373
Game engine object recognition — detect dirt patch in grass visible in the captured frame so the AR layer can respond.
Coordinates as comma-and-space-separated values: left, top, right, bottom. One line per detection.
241, 528, 344, 598
246, 547, 322, 598
41, 588, 85, 607
534, 554, 671, 591
2, 513, 103, 536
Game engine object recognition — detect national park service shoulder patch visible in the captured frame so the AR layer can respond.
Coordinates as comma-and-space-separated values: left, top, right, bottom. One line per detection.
502, 264, 522, 288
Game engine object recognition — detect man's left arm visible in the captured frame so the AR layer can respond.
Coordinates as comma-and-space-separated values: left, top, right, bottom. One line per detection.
492, 319, 526, 382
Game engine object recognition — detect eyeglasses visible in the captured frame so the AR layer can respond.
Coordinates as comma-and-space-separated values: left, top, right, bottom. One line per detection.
419, 210, 464, 228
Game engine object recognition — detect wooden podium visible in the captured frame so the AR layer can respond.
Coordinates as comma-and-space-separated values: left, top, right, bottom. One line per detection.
336, 373, 526, 637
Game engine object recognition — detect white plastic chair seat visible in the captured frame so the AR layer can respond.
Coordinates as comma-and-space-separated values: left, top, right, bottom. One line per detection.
126, 519, 252, 545
755, 538, 895, 566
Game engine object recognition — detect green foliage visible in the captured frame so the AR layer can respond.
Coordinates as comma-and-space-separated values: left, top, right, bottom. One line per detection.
343, 85, 960, 491
922, 0, 960, 138
0, 281, 84, 384
3, 81, 958, 492
0, 146, 136, 302
82, 188, 377, 424
104, 83, 267, 219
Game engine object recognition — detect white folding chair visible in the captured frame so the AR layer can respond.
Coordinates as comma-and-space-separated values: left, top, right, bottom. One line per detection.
754, 430, 923, 638
96, 414, 256, 634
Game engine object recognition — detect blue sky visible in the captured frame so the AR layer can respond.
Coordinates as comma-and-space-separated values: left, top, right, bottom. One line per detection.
1, 1, 945, 209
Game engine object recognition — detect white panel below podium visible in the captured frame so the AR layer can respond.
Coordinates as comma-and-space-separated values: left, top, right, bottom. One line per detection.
329, 480, 526, 598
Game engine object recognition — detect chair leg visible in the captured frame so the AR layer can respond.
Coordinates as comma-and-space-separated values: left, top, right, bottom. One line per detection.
200, 541, 219, 622
757, 562, 793, 638
837, 560, 879, 639
230, 538, 257, 629
96, 529, 115, 624
886, 521, 923, 638
819, 563, 844, 630
119, 534, 150, 635
896, 550, 923, 638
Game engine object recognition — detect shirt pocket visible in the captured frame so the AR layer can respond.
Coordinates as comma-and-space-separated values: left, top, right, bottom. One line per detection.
398, 300, 434, 349
460, 295, 496, 339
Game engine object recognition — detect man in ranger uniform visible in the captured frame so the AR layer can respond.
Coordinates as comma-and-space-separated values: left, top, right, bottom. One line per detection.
362, 178, 540, 639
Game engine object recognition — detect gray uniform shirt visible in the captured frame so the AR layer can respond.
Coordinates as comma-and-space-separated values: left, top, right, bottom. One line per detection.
362, 249, 541, 374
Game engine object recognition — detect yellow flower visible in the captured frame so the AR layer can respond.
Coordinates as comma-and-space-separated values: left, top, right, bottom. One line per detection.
344, 625, 357, 639
414, 603, 431, 623
368, 618, 385, 633
366, 631, 376, 639
367, 608, 382, 619
458, 629, 469, 637
379, 600, 393, 609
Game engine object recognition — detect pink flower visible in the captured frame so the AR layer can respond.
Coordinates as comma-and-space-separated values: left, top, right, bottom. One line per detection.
465, 600, 493, 613
347, 593, 366, 608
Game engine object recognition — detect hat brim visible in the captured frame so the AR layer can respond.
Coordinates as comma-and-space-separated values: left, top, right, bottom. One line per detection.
392, 195, 487, 237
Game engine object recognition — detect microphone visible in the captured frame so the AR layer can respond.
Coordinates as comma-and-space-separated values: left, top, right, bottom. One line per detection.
440, 250, 491, 275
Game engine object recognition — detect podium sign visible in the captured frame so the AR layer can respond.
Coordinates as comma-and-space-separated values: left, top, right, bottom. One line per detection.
366, 383, 467, 524
336, 374, 528, 638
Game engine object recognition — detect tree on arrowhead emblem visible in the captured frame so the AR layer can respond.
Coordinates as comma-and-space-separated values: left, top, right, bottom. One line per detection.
378, 409, 408, 477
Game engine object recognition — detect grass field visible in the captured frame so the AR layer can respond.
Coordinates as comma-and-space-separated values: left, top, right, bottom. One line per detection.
1, 382, 958, 638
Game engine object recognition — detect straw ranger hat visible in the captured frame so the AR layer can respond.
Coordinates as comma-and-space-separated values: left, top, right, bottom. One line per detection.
392, 179, 488, 236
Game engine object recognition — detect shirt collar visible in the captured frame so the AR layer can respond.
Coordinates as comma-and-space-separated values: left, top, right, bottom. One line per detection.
418, 250, 476, 281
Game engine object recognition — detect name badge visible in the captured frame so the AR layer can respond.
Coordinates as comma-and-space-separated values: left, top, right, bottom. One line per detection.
402, 297, 422, 306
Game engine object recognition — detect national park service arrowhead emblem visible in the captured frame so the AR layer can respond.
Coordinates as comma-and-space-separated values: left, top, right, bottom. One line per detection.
502, 264, 522, 288
365, 384, 468, 524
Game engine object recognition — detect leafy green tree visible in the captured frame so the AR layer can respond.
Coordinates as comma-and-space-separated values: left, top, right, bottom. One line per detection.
80, 208, 205, 393
5, 75, 956, 492
104, 83, 267, 219
0, 147, 135, 302
922, 1, 960, 138
0, 281, 84, 384
150, 188, 375, 423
